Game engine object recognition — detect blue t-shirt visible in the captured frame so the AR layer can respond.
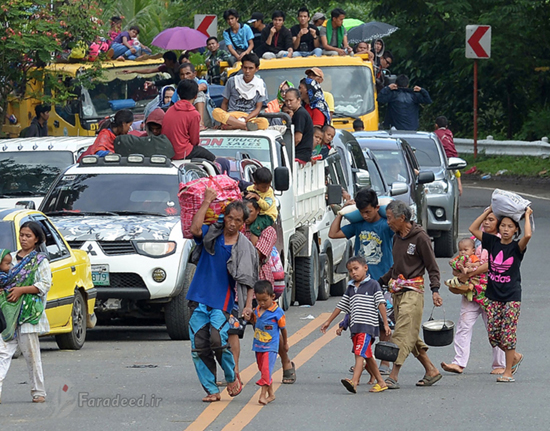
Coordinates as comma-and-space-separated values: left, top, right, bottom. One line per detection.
341, 217, 394, 280
186, 225, 235, 312
252, 304, 286, 353
113, 31, 130, 44
171, 78, 209, 103
223, 24, 254, 51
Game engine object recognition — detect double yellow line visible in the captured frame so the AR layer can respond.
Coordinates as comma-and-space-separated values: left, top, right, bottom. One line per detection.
185, 313, 336, 431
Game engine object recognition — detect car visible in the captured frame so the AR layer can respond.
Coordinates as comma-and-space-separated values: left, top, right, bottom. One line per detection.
0, 136, 94, 209
370, 130, 467, 257
0, 209, 96, 349
353, 133, 435, 227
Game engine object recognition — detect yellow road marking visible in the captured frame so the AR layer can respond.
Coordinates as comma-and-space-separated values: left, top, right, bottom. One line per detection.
184, 312, 331, 431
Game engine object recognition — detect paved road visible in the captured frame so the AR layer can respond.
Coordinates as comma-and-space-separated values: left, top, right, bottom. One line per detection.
1, 185, 548, 430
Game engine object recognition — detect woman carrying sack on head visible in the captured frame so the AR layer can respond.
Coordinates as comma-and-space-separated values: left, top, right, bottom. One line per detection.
0, 221, 51, 403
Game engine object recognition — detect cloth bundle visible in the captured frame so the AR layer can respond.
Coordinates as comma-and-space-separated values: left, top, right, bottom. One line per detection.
491, 189, 534, 229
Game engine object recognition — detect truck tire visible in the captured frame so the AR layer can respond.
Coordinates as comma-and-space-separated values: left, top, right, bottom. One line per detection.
55, 290, 87, 350
281, 273, 292, 311
330, 277, 347, 297
434, 228, 454, 258
294, 241, 320, 306
165, 263, 196, 340
317, 253, 331, 301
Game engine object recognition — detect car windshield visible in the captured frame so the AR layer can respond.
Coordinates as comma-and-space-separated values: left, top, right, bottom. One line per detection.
0, 221, 16, 251
368, 150, 410, 185
0, 151, 74, 197
400, 136, 441, 167
255, 66, 375, 117
41, 174, 180, 216
199, 136, 272, 170
80, 68, 170, 120
364, 157, 387, 195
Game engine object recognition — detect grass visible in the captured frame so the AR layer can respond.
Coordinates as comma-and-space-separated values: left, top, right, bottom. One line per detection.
461, 153, 550, 178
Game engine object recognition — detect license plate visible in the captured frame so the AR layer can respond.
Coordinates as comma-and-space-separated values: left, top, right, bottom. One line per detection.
91, 264, 110, 286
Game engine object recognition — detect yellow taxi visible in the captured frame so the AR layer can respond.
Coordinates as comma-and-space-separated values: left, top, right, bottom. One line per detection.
0, 209, 96, 349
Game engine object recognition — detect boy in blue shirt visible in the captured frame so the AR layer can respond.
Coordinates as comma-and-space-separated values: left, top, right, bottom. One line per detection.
248, 280, 288, 405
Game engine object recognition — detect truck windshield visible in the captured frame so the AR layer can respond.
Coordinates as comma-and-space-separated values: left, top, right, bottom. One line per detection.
80, 69, 170, 119
199, 136, 272, 170
0, 151, 74, 197
41, 174, 181, 216
256, 66, 375, 117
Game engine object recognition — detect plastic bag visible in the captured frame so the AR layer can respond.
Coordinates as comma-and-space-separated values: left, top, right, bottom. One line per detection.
491, 189, 534, 229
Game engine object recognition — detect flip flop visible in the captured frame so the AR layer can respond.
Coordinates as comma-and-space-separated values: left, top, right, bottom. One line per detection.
385, 377, 400, 389
416, 373, 442, 387
496, 376, 515, 383
369, 383, 388, 393
282, 362, 296, 384
202, 393, 221, 402
378, 365, 391, 376
227, 374, 243, 397
511, 354, 524, 375
341, 378, 357, 394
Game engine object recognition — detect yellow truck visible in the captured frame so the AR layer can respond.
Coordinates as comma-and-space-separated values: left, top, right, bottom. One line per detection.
226, 55, 379, 131
3, 59, 167, 138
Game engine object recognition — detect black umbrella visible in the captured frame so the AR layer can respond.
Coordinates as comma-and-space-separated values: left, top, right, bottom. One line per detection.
348, 21, 398, 44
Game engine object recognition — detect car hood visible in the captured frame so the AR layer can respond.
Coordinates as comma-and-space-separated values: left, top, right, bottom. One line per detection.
50, 215, 180, 241
421, 165, 446, 181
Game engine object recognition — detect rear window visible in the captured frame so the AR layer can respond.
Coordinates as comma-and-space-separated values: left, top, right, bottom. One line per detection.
369, 150, 410, 184
400, 137, 441, 167
0, 221, 16, 251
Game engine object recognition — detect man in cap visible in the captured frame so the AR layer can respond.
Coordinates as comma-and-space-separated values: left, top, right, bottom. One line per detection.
310, 12, 326, 28
305, 67, 334, 121
247, 12, 265, 51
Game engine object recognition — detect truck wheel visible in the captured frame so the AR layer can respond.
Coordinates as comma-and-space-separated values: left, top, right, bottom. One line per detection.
281, 273, 292, 311
165, 263, 196, 340
55, 290, 87, 350
295, 241, 319, 306
434, 228, 454, 258
330, 277, 348, 297
317, 254, 331, 301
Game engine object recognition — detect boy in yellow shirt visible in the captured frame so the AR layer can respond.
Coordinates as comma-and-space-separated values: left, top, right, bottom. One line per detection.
245, 167, 278, 244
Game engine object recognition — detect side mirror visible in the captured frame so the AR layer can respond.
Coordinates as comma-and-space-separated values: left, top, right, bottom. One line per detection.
326, 184, 342, 205
15, 200, 36, 210
355, 168, 371, 190
274, 166, 290, 191
447, 157, 467, 170
390, 182, 408, 196
417, 171, 435, 184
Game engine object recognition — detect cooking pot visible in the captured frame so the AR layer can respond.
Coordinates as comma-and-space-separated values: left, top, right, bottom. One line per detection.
422, 307, 454, 347
374, 341, 399, 362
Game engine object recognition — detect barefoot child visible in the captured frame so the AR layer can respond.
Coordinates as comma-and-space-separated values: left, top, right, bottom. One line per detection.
445, 238, 484, 294
469, 205, 533, 382
245, 167, 278, 245
321, 256, 391, 393
248, 280, 288, 405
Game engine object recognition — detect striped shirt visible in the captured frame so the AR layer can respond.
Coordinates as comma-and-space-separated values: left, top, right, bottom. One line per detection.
336, 276, 385, 337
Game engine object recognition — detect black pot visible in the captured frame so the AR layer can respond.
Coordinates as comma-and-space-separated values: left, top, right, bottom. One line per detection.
374, 341, 400, 362
422, 307, 454, 347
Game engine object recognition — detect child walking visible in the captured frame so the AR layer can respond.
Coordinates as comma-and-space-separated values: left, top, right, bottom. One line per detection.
469, 205, 533, 382
321, 256, 390, 393
245, 167, 278, 244
248, 280, 288, 405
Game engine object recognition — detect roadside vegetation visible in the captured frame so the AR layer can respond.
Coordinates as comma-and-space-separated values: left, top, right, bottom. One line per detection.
462, 154, 550, 178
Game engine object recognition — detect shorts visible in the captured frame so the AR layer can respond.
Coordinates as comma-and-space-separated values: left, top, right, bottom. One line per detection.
212, 108, 270, 129
248, 214, 274, 237
255, 351, 278, 386
351, 333, 373, 359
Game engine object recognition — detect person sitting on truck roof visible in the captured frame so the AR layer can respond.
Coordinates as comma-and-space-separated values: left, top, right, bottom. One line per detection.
212, 53, 269, 131
108, 26, 145, 61
320, 8, 352, 56
285, 88, 314, 163
108, 16, 123, 46
129, 108, 165, 137
223, 9, 254, 63
305, 68, 334, 121
163, 80, 215, 161
246, 12, 265, 51
291, 7, 322, 58
171, 63, 211, 129
245, 167, 278, 245
26, 104, 51, 138
256, 11, 294, 59
205, 37, 233, 85
78, 109, 134, 161
354, 41, 375, 62
310, 12, 326, 28
299, 78, 331, 127
371, 39, 385, 70
375, 51, 394, 93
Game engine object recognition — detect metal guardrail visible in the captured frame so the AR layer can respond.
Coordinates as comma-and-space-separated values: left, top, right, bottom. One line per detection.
455, 137, 550, 157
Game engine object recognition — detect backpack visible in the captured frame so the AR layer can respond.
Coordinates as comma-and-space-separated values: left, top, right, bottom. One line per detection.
114, 134, 175, 158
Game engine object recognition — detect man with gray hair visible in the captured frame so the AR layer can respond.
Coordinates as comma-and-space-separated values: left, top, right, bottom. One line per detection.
379, 200, 443, 389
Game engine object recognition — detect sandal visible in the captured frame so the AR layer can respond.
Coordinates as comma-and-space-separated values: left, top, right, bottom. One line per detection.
385, 377, 400, 389
378, 365, 391, 375
341, 378, 357, 394
496, 376, 515, 383
511, 354, 524, 375
416, 373, 442, 387
282, 361, 296, 384
32, 395, 46, 403
369, 383, 388, 393
227, 374, 243, 397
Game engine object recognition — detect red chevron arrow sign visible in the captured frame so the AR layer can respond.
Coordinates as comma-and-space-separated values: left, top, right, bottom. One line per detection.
466, 25, 491, 58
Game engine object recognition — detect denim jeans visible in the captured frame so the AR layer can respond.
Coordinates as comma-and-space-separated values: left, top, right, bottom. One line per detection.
294, 48, 323, 57
111, 42, 142, 60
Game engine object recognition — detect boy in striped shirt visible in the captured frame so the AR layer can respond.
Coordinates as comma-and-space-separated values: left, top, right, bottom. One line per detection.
321, 256, 391, 393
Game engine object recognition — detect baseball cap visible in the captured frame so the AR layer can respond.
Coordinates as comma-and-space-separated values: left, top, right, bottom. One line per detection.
305, 67, 324, 79
310, 12, 326, 24
247, 12, 264, 24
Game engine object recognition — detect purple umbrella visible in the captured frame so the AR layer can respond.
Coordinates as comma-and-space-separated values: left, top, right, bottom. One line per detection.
151, 27, 208, 51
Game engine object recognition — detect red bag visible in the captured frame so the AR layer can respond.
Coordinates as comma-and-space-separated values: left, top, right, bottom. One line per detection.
178, 174, 242, 239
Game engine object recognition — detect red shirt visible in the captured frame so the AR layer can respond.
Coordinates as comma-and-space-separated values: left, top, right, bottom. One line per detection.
78, 128, 116, 161
304, 105, 326, 127
162, 100, 201, 159
435, 127, 458, 158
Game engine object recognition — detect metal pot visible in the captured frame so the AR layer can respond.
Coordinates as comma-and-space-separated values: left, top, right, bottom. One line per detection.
374, 341, 400, 362
422, 307, 454, 347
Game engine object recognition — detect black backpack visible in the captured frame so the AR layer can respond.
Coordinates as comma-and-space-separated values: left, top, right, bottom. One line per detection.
114, 134, 175, 158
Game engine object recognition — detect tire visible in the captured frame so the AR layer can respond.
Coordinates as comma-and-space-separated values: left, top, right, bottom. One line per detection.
317, 254, 331, 301
330, 277, 348, 297
294, 241, 319, 306
434, 228, 454, 258
55, 290, 87, 350
165, 263, 196, 340
281, 274, 292, 311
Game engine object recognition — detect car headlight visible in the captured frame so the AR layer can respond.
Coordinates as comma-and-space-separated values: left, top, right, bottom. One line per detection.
410, 202, 418, 222
134, 241, 176, 257
425, 180, 448, 195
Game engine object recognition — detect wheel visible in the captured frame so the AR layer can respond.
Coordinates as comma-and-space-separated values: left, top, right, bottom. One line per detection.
281, 274, 292, 311
330, 277, 348, 296
294, 241, 319, 306
165, 263, 196, 340
55, 290, 87, 350
317, 253, 331, 301
434, 228, 455, 258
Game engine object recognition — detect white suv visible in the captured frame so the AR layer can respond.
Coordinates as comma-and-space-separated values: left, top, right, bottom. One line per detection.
39, 154, 211, 339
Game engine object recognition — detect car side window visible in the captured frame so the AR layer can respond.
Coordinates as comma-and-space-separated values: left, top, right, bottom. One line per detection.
33, 217, 70, 261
